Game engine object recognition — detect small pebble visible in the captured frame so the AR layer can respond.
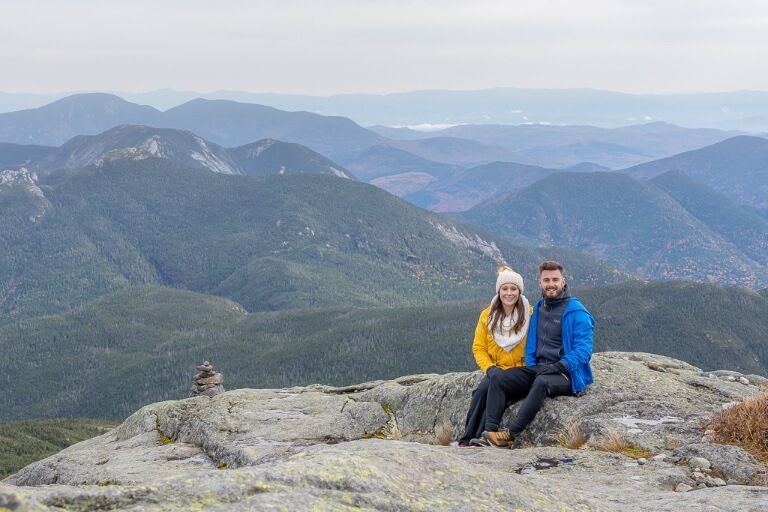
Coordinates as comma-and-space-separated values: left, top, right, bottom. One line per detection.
738, 377, 750, 385
637, 458, 647, 465
726, 376, 736, 382
652, 454, 667, 462
675, 483, 693, 492
711, 478, 726, 487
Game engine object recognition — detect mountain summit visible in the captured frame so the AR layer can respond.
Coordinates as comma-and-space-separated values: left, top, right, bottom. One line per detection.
32, 125, 353, 178
0, 93, 163, 146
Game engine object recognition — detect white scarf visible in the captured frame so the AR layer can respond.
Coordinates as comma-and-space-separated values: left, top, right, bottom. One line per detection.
488, 295, 530, 352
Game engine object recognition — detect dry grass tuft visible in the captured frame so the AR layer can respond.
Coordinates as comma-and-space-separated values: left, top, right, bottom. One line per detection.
556, 420, 588, 449
432, 421, 454, 446
594, 429, 629, 453
709, 391, 768, 463
620, 446, 653, 459
591, 430, 652, 459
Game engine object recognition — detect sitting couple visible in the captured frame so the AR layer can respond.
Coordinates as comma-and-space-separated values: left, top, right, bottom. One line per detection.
459, 260, 595, 448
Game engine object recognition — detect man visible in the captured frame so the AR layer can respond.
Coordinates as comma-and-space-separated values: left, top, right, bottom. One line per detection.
479, 260, 594, 448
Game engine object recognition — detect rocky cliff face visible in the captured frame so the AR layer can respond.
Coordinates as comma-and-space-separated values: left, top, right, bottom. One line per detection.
3, 352, 768, 511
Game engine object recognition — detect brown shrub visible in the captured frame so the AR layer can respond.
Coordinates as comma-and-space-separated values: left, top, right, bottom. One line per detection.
432, 421, 454, 446
556, 420, 587, 449
594, 429, 628, 452
709, 392, 768, 463
591, 430, 652, 459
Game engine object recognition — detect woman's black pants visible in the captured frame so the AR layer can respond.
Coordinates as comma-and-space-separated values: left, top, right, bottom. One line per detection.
459, 375, 492, 443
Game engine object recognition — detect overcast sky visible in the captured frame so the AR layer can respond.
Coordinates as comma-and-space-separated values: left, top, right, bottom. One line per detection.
2, 0, 767, 95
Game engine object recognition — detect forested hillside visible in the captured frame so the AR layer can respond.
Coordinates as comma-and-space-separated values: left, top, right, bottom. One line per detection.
0, 419, 114, 479
0, 157, 626, 324
461, 171, 768, 288
2, 281, 765, 421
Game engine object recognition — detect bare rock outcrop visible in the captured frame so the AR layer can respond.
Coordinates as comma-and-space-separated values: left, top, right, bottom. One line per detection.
3, 352, 768, 511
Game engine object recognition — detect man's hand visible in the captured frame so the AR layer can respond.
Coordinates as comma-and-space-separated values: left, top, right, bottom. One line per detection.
535, 362, 567, 376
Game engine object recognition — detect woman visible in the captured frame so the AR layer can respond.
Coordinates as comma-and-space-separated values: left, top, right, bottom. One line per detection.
458, 266, 531, 446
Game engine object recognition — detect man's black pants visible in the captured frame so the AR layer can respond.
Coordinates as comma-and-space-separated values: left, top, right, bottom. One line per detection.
484, 366, 573, 434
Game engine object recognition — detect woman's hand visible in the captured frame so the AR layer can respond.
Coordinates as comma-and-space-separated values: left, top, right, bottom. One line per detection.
486, 366, 502, 378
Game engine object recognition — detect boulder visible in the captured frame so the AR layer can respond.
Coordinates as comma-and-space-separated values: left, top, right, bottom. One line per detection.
674, 443, 768, 485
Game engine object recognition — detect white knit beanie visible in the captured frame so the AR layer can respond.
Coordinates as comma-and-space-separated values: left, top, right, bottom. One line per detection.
496, 267, 524, 294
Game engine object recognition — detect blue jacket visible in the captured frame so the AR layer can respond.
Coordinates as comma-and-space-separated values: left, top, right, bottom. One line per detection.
525, 297, 594, 394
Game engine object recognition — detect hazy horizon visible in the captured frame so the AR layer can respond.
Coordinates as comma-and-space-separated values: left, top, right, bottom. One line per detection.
4, 85, 768, 98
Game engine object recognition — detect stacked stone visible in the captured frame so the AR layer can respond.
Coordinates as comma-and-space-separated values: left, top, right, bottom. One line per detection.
191, 361, 225, 397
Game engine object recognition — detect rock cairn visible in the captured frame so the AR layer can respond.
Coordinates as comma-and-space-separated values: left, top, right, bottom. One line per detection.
191, 361, 225, 397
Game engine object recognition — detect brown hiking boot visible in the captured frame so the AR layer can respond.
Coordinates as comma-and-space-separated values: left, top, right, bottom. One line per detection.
482, 429, 515, 448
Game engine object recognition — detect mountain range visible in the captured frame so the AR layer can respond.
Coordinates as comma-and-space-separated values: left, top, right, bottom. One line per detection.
461, 170, 768, 288
404, 161, 562, 212
355, 134, 768, 214
404, 134, 768, 215
0, 156, 626, 324
376, 121, 740, 169
3, 111, 768, 292
5, 87, 768, 131
0, 94, 753, 172
0, 94, 384, 156
624, 135, 768, 209
1, 90, 768, 427
20, 124, 353, 178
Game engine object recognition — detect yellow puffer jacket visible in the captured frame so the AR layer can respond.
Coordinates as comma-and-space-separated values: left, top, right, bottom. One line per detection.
472, 306, 531, 373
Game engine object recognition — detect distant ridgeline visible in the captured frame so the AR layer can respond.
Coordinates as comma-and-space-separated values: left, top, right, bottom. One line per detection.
1, 282, 767, 421
2, 95, 765, 291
